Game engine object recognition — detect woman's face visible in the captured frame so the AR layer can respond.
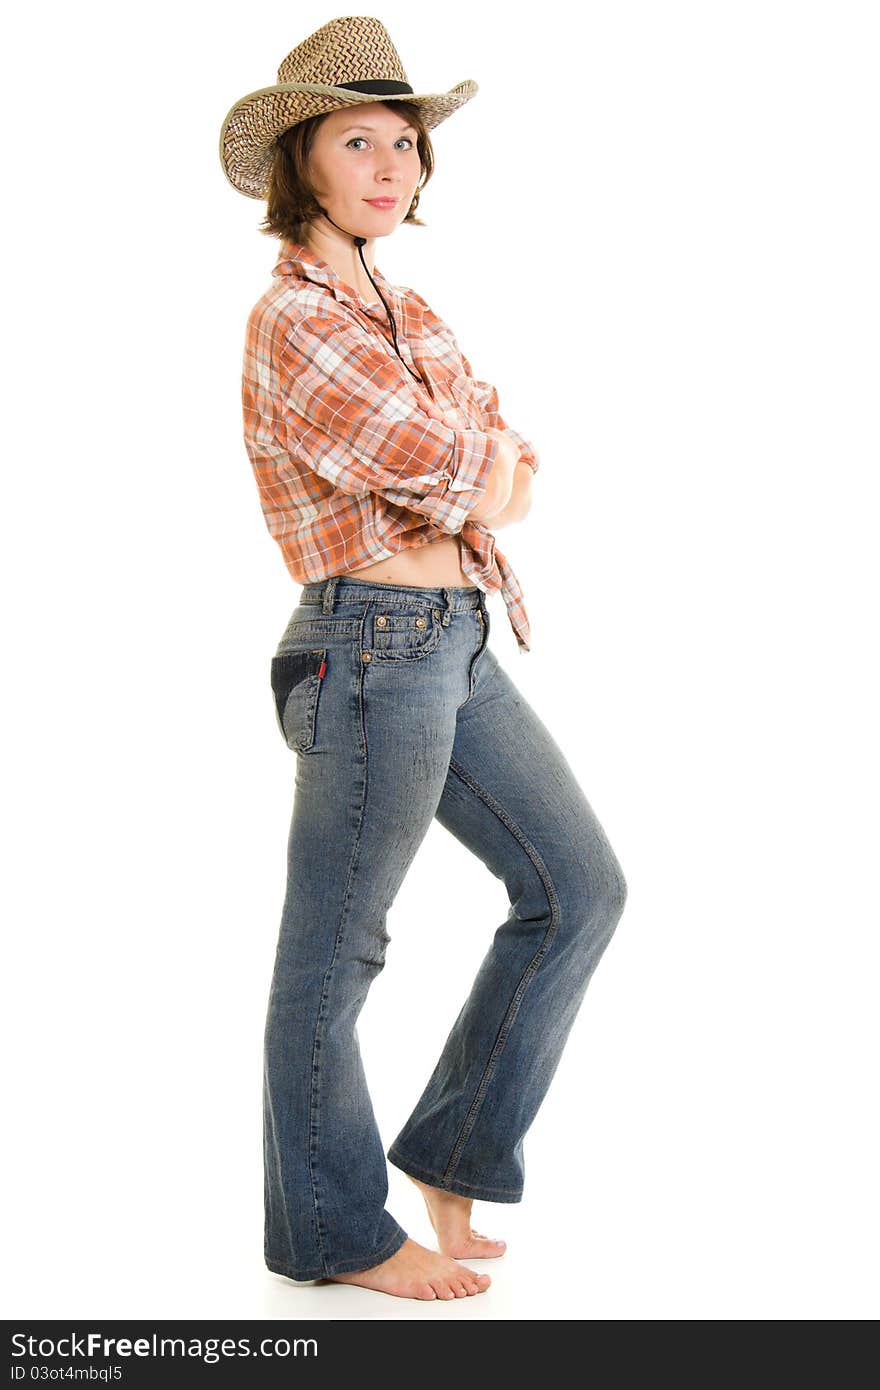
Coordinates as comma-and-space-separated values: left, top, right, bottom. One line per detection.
307, 102, 422, 237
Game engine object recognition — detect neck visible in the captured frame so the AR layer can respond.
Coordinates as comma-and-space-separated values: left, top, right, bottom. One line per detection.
304, 221, 378, 295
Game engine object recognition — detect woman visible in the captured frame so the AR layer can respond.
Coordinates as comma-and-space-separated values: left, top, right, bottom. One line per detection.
219, 16, 628, 1303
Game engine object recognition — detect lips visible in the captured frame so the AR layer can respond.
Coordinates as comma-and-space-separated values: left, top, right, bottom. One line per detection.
365, 198, 399, 207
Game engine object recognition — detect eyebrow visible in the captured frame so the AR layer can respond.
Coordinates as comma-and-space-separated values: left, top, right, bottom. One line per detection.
339, 123, 417, 135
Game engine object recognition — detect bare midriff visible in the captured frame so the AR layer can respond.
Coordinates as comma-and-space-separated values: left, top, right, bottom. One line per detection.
339, 534, 477, 588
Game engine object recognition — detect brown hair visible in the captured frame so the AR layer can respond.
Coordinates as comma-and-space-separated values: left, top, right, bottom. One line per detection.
257, 100, 435, 246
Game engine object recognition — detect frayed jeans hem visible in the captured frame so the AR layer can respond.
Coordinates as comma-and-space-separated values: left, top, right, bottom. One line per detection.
387, 1147, 524, 1203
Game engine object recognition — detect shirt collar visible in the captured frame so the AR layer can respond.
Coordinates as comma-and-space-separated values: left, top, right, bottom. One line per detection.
272, 238, 403, 320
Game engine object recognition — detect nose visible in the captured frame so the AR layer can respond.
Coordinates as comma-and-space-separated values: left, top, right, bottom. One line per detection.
374, 150, 410, 181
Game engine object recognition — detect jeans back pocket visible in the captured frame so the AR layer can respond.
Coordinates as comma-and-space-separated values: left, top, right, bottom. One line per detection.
270, 648, 327, 752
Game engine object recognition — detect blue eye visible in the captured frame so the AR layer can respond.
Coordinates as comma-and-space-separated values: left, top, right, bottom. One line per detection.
346, 137, 414, 150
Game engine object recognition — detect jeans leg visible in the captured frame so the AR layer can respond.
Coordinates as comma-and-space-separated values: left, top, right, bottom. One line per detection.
386, 647, 628, 1202
263, 636, 460, 1280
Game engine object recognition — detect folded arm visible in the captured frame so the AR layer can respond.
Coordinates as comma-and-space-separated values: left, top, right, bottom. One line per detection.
275, 312, 512, 533
405, 290, 542, 476
456, 350, 541, 476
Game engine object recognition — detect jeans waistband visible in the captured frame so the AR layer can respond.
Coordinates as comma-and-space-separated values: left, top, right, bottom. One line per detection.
299, 575, 486, 618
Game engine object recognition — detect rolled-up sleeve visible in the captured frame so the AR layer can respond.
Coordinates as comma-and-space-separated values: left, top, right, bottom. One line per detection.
275, 311, 500, 534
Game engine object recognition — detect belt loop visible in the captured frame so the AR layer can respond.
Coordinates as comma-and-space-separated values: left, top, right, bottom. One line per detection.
440, 587, 453, 626
322, 576, 338, 614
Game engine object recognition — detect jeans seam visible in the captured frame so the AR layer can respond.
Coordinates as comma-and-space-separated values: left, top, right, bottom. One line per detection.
439, 756, 561, 1190
306, 646, 370, 1279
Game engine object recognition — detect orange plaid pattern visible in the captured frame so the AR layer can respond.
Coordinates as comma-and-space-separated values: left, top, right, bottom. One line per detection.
241, 239, 540, 651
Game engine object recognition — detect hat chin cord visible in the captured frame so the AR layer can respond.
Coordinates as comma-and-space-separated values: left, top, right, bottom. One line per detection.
315, 202, 424, 387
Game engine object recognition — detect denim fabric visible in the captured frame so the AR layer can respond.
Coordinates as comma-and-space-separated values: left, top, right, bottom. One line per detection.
263, 575, 628, 1281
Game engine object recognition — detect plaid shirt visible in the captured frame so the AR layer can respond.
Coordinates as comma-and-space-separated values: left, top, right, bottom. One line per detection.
241, 239, 540, 651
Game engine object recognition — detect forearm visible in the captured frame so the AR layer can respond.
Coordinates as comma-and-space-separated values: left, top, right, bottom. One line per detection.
413, 399, 520, 525
463, 427, 521, 522
465, 452, 516, 522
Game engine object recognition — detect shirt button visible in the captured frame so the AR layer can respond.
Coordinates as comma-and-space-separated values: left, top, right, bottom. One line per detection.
361, 651, 372, 663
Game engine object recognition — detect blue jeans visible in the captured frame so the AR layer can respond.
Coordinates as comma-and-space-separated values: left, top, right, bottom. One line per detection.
263, 575, 628, 1281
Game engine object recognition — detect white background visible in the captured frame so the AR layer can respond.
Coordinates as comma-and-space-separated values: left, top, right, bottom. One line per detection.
3, 0, 878, 1320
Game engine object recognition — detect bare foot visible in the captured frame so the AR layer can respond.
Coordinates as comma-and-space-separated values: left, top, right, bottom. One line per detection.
324, 1236, 491, 1300
405, 1173, 507, 1259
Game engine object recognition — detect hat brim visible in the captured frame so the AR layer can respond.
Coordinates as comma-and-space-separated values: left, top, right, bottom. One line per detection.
219, 80, 478, 199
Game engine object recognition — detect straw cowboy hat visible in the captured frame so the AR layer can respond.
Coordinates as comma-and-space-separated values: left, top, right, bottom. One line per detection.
219, 14, 479, 199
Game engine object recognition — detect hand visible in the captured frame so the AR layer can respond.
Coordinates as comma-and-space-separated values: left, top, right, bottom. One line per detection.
419, 393, 460, 427
417, 398, 521, 511
485, 427, 521, 472
419, 396, 518, 465
478, 457, 534, 529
